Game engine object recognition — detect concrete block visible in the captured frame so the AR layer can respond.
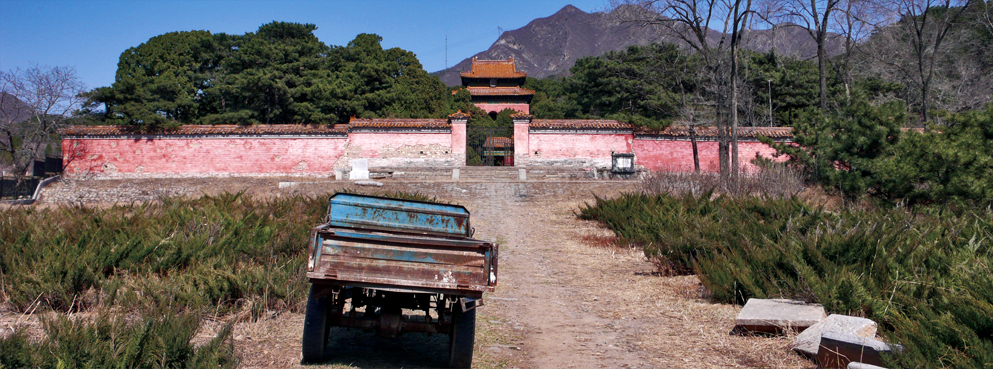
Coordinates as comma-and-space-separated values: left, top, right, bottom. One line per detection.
733, 298, 826, 334
847, 362, 888, 369
349, 159, 369, 180
816, 331, 900, 369
793, 314, 877, 358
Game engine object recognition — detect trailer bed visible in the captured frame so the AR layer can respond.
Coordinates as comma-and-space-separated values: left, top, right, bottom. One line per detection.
307, 227, 497, 294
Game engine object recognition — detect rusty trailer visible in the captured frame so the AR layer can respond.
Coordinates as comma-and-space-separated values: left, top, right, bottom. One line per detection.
302, 193, 498, 368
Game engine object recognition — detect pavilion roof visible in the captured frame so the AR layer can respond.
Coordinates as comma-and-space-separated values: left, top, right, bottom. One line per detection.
460, 57, 527, 79
465, 86, 535, 96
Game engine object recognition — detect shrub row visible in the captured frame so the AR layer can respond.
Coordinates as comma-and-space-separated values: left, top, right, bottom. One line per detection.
1, 192, 324, 314
1, 190, 439, 314
1, 307, 237, 368
1, 190, 441, 367
578, 192, 993, 368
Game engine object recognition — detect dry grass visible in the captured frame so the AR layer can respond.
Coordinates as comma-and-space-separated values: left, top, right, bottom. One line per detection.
562, 201, 814, 368
641, 165, 805, 198
13, 177, 820, 368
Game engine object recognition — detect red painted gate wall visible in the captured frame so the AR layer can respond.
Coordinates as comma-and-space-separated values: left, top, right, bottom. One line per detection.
60, 117, 793, 177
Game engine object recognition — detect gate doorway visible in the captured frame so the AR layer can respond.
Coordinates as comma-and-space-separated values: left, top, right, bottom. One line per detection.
466, 127, 514, 166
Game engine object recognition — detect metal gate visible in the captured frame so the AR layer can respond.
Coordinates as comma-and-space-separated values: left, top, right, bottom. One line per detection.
466, 127, 513, 166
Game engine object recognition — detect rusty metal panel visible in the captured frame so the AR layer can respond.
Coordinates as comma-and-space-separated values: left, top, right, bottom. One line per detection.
308, 229, 496, 293
326, 193, 471, 238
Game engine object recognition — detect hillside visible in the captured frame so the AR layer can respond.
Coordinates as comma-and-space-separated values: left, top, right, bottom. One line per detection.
434, 5, 843, 86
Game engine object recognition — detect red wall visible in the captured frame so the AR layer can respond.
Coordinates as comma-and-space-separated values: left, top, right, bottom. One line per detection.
633, 139, 785, 173
344, 132, 454, 167
527, 132, 632, 166
63, 137, 347, 176
451, 120, 467, 166
62, 127, 789, 177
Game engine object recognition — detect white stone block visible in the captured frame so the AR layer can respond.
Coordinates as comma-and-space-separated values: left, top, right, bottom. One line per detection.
793, 314, 877, 358
734, 298, 826, 334
817, 331, 901, 369
349, 158, 369, 180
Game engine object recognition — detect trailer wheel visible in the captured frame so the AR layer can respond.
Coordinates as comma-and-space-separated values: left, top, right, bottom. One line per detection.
301, 285, 332, 363
448, 304, 476, 368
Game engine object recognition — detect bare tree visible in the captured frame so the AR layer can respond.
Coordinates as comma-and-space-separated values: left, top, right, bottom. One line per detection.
830, 0, 879, 101
769, 0, 843, 110
614, 0, 755, 179
0, 66, 86, 181
883, 0, 973, 122
983, 0, 993, 37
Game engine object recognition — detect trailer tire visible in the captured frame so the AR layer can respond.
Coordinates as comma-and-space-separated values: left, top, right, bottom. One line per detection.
301, 285, 332, 363
448, 304, 476, 368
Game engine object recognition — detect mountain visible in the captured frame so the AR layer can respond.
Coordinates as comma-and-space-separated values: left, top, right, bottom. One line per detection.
434, 5, 843, 86
1, 92, 34, 125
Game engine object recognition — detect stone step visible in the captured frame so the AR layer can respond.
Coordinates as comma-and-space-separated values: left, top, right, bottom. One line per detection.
364, 166, 618, 181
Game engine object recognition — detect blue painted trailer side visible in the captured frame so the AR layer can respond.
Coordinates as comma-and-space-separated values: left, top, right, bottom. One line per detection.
307, 193, 497, 295
326, 193, 471, 238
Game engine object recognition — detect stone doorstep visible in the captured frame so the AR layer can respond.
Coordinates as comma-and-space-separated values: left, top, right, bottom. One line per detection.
733, 298, 826, 334
792, 314, 878, 358
816, 331, 901, 369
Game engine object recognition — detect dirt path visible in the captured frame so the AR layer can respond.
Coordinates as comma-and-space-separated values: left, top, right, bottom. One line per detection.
464, 182, 650, 368
19, 178, 814, 368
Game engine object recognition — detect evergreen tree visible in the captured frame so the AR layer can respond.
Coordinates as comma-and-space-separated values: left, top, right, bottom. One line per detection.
566, 43, 696, 129
88, 25, 449, 127
765, 100, 906, 198
330, 33, 447, 121
876, 103, 993, 207
94, 30, 216, 128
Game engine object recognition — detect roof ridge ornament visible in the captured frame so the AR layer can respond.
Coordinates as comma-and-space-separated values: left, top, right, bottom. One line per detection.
448, 110, 472, 119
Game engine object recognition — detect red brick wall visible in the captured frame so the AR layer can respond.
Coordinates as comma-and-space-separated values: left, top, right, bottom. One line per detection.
63, 137, 348, 177
344, 132, 455, 167
526, 132, 632, 167
61, 128, 788, 177
633, 138, 785, 173
451, 120, 467, 166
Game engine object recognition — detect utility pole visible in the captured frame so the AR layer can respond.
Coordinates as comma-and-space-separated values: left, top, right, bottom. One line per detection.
768, 79, 773, 126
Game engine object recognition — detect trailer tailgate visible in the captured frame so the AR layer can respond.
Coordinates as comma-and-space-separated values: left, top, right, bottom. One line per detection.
307, 228, 497, 293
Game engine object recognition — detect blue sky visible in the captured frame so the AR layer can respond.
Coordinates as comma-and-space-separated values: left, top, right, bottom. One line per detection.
1, 0, 610, 91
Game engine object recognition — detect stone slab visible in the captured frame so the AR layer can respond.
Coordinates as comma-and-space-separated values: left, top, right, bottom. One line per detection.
848, 362, 888, 369
816, 331, 900, 369
349, 158, 369, 180
452, 168, 460, 180
734, 298, 826, 334
793, 314, 877, 357
518, 168, 527, 181
354, 180, 383, 187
